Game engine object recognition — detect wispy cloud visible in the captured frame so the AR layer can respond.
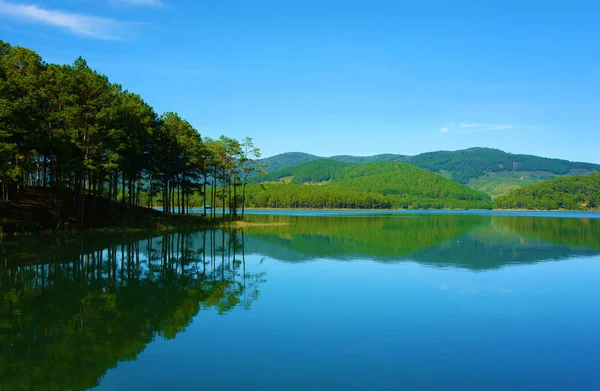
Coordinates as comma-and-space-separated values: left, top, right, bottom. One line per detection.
0, 0, 136, 40
440, 122, 516, 134
459, 123, 514, 130
109, 0, 163, 7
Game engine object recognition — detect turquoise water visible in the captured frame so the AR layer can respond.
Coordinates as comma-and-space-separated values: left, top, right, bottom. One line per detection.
1, 212, 599, 390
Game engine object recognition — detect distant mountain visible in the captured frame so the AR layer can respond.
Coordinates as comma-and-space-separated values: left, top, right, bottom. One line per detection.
329, 154, 407, 164
258, 148, 600, 197
258, 159, 349, 183
259, 152, 406, 173
494, 172, 600, 210
410, 147, 593, 182
246, 159, 492, 209
259, 152, 319, 173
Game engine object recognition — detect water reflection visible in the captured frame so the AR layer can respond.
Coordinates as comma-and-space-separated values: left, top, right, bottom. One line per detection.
242, 214, 600, 268
0, 230, 264, 391
1, 213, 600, 390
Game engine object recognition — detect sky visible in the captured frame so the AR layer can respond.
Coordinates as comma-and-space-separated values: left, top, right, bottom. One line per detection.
1, 0, 599, 162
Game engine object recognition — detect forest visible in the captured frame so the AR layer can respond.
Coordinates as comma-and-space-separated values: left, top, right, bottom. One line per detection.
494, 173, 600, 210
257, 148, 600, 197
249, 159, 493, 209
0, 40, 262, 228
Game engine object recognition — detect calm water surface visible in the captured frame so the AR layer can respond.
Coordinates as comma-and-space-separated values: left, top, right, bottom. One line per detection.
1, 212, 600, 390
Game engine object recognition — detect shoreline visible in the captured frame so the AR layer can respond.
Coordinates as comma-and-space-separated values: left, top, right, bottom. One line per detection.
3, 207, 599, 237
242, 207, 600, 213
0, 214, 288, 237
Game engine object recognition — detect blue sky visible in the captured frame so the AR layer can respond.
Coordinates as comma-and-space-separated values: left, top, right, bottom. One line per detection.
1, 0, 599, 162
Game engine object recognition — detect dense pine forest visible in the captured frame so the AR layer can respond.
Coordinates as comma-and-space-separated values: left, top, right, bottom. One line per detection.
0, 40, 262, 228
408, 147, 600, 184
258, 148, 600, 197
494, 173, 600, 210
248, 159, 493, 209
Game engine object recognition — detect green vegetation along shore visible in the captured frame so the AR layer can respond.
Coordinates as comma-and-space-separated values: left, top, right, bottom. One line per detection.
494, 173, 600, 211
248, 159, 492, 209
0, 186, 251, 234
1, 39, 263, 231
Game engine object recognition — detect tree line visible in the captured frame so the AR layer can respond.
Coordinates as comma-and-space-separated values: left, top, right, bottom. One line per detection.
494, 173, 600, 210
248, 160, 493, 209
241, 183, 492, 210
0, 40, 262, 226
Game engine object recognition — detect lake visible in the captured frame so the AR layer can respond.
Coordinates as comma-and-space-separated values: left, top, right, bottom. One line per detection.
1, 211, 600, 390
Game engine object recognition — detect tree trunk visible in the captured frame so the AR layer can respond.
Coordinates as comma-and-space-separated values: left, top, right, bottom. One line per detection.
202, 165, 207, 217
222, 166, 226, 218
212, 168, 217, 219
122, 172, 126, 209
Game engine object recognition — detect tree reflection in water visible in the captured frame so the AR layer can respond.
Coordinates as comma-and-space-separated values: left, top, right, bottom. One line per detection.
0, 229, 264, 391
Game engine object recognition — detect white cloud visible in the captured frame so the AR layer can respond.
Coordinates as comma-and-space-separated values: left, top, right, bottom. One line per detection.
459, 122, 490, 128
441, 122, 516, 133
109, 0, 163, 7
459, 123, 514, 130
0, 0, 136, 40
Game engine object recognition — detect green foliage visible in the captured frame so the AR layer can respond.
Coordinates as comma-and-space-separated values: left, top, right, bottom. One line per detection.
494, 173, 600, 210
249, 160, 492, 209
258, 152, 319, 173
408, 147, 600, 184
258, 148, 600, 197
467, 171, 558, 199
243, 183, 394, 209
329, 153, 407, 164
257, 159, 350, 184
333, 162, 491, 201
0, 39, 262, 223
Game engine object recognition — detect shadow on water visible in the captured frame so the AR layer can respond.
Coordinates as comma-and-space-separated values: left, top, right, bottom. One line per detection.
0, 229, 264, 391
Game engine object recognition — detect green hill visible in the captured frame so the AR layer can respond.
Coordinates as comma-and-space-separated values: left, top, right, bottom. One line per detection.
329, 153, 407, 164
407, 147, 600, 196
247, 159, 492, 209
259, 152, 319, 173
259, 159, 350, 183
259, 152, 406, 173
258, 148, 600, 197
494, 173, 600, 210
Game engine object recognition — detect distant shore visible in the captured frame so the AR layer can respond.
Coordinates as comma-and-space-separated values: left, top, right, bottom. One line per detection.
3, 197, 598, 236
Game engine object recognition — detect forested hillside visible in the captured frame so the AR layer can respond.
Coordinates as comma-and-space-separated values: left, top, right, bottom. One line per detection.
494, 173, 600, 210
257, 159, 350, 183
259, 152, 319, 172
248, 159, 492, 209
329, 154, 406, 164
258, 148, 600, 197
408, 147, 599, 186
